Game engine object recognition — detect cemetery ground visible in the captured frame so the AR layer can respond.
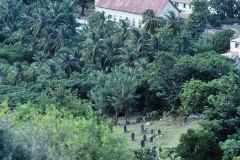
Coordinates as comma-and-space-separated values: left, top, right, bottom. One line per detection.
118, 116, 201, 152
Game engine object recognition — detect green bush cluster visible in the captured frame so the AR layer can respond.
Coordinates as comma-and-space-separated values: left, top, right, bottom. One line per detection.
0, 43, 34, 64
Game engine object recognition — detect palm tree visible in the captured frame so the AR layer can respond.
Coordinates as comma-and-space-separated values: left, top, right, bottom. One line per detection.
0, 65, 7, 85
165, 11, 181, 37
57, 47, 80, 78
81, 31, 109, 64
142, 9, 161, 35
41, 59, 65, 79
126, 28, 153, 58
4, 29, 27, 46
0, 0, 22, 25
7, 62, 25, 86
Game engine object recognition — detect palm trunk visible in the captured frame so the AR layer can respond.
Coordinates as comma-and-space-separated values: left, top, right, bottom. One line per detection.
124, 106, 129, 125
115, 111, 118, 124
81, 5, 85, 15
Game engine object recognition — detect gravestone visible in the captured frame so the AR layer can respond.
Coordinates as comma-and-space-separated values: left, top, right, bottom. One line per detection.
150, 136, 153, 144
171, 113, 175, 121
141, 140, 145, 148
158, 129, 161, 136
183, 116, 187, 126
124, 125, 127, 132
151, 129, 153, 135
143, 134, 146, 141
131, 132, 135, 141
159, 147, 162, 153
144, 116, 148, 123
141, 124, 144, 132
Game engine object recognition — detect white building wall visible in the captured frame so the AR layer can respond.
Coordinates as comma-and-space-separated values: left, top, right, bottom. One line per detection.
95, 7, 145, 26
96, 2, 179, 27
172, 1, 193, 13
158, 2, 180, 17
230, 41, 239, 52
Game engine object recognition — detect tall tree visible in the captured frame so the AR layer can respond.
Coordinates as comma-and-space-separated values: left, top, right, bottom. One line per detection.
186, 0, 210, 39
209, 0, 238, 19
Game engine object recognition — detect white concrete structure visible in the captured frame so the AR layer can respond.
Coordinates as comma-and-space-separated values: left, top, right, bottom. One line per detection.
95, 0, 180, 27
230, 36, 240, 52
221, 36, 240, 62
171, 0, 193, 13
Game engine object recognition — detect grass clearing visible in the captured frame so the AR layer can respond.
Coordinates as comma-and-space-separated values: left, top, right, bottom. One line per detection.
118, 116, 201, 150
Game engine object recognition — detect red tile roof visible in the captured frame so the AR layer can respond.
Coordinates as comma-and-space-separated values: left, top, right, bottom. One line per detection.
96, 0, 171, 15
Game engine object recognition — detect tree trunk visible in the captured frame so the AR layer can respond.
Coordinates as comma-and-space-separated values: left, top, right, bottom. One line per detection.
124, 106, 129, 125
115, 111, 118, 124
81, 5, 85, 15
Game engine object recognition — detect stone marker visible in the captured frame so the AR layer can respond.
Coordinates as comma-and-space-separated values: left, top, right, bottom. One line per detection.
150, 136, 153, 144
131, 132, 135, 141
141, 140, 145, 148
124, 125, 127, 132
158, 129, 161, 136
141, 124, 144, 132
151, 129, 153, 135
159, 147, 162, 153
183, 116, 187, 126
171, 113, 175, 121
143, 134, 146, 141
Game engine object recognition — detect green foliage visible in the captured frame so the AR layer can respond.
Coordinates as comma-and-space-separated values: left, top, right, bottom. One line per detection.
175, 129, 223, 160
186, 0, 210, 39
199, 72, 240, 157
211, 29, 235, 54
0, 43, 34, 64
0, 85, 39, 108
220, 139, 240, 160
209, 0, 239, 19
0, 103, 133, 160
214, 19, 222, 27
133, 146, 158, 160
146, 110, 158, 120
160, 146, 175, 160
36, 87, 93, 118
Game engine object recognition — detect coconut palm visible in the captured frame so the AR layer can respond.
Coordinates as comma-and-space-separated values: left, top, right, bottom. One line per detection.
126, 28, 153, 58
41, 59, 65, 79
0, 0, 22, 25
165, 11, 181, 37
81, 31, 109, 64
4, 29, 27, 46
142, 9, 161, 35
7, 62, 25, 86
57, 47, 80, 78
0, 65, 7, 85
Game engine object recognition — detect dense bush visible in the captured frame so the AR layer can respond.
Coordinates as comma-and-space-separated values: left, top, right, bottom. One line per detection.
0, 43, 34, 64
175, 129, 223, 160
211, 29, 235, 54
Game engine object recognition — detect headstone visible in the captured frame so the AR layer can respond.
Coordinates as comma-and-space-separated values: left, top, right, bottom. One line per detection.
159, 147, 162, 153
171, 113, 175, 121
141, 124, 144, 132
150, 136, 153, 144
131, 132, 135, 141
196, 109, 199, 116
141, 140, 145, 148
144, 116, 148, 123
158, 129, 161, 136
183, 116, 187, 126
124, 125, 127, 132
151, 129, 153, 135
143, 134, 146, 141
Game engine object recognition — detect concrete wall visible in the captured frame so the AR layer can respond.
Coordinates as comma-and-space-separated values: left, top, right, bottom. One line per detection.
172, 1, 193, 13
158, 1, 180, 17
95, 2, 179, 27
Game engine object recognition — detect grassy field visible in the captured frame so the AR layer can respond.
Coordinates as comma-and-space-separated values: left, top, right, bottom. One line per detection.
118, 116, 201, 150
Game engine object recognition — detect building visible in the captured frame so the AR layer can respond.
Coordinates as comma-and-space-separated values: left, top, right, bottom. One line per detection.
171, 0, 193, 13
221, 36, 240, 63
95, 0, 180, 27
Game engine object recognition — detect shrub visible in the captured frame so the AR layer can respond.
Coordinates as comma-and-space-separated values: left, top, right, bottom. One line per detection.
214, 19, 222, 27
0, 43, 34, 64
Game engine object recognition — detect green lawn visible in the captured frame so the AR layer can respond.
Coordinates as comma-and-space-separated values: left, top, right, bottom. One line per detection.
119, 116, 201, 150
